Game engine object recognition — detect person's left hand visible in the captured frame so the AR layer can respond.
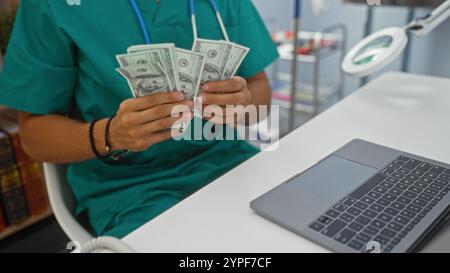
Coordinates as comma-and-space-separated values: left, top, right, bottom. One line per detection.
199, 77, 252, 125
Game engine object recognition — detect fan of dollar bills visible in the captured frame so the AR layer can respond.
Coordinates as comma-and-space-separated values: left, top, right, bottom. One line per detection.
116, 39, 250, 99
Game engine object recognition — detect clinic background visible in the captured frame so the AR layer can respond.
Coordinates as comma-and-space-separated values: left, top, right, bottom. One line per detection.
253, 0, 450, 95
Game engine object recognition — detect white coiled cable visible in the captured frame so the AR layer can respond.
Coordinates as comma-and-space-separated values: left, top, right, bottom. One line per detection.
69, 236, 135, 253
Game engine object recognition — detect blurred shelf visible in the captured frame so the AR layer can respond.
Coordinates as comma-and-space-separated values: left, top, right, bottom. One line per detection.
272, 30, 344, 45
271, 81, 339, 113
270, 24, 347, 119
0, 209, 53, 240
273, 30, 344, 64
278, 46, 340, 63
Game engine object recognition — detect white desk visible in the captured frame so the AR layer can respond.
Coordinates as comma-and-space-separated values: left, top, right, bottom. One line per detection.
123, 72, 450, 252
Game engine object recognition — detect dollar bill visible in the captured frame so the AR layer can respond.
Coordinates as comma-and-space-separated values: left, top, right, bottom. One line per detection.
116, 64, 170, 97
116, 51, 173, 91
123, 43, 180, 91
174, 48, 206, 100
222, 43, 250, 79
127, 43, 175, 54
192, 39, 233, 86
127, 45, 197, 131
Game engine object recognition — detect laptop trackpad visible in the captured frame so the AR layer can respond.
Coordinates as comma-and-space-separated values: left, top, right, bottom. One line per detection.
254, 155, 379, 230
295, 155, 378, 206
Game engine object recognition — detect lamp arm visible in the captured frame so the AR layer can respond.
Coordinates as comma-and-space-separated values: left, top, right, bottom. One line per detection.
406, 0, 450, 37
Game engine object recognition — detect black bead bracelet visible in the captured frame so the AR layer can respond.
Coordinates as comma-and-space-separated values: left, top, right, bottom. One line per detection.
88, 118, 111, 159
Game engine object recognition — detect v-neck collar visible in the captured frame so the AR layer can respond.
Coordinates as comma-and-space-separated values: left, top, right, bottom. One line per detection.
142, 0, 163, 25
152, 0, 170, 26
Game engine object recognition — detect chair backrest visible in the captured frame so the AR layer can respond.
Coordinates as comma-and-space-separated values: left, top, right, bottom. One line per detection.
43, 163, 93, 244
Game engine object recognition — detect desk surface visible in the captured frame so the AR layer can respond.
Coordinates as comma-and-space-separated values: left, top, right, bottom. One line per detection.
123, 72, 450, 252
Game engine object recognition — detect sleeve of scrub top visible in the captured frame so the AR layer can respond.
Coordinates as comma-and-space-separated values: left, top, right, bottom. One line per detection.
236, 0, 279, 79
0, 0, 78, 115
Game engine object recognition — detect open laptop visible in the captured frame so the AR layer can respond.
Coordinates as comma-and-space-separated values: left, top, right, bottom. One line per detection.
250, 139, 450, 253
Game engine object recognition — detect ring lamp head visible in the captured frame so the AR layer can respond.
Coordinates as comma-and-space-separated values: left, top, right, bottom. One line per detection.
342, 27, 408, 77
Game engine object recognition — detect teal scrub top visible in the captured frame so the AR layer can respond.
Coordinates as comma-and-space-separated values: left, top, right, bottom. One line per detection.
0, 0, 278, 238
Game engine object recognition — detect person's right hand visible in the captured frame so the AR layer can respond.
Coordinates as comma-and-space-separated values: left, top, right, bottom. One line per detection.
109, 92, 193, 152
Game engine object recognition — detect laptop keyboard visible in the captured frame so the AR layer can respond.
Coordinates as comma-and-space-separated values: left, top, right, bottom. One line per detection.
308, 156, 450, 252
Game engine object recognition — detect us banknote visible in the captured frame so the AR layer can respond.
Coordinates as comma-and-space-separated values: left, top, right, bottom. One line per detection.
116, 64, 170, 97
117, 39, 249, 101
192, 38, 233, 86
116, 50, 173, 91
123, 43, 180, 91
222, 43, 250, 79
174, 48, 206, 99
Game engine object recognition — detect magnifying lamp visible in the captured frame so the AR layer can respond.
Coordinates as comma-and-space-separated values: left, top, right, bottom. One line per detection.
342, 0, 450, 77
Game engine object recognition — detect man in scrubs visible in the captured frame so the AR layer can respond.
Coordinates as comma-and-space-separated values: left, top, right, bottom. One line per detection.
0, 0, 278, 238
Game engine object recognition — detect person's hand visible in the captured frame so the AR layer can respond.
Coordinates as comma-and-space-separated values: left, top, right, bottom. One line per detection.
199, 76, 252, 125
110, 92, 193, 152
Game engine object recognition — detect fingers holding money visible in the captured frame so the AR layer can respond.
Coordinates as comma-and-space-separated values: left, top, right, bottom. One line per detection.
121, 99, 193, 125
119, 91, 185, 112
202, 77, 247, 93
114, 113, 193, 151
139, 113, 193, 136
111, 109, 193, 152
201, 90, 250, 106
110, 91, 194, 152
198, 77, 251, 125
200, 77, 251, 106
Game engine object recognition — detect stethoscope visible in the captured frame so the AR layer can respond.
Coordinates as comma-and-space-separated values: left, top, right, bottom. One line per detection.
129, 0, 230, 45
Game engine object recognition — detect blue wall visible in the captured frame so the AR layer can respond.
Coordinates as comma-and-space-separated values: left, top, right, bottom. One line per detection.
253, 0, 450, 94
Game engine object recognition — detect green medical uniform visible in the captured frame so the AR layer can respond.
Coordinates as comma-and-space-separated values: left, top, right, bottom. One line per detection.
0, 0, 278, 238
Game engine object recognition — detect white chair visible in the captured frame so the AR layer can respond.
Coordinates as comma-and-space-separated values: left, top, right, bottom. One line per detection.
43, 163, 94, 244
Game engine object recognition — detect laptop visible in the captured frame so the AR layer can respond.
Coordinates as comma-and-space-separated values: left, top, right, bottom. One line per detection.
250, 139, 450, 253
